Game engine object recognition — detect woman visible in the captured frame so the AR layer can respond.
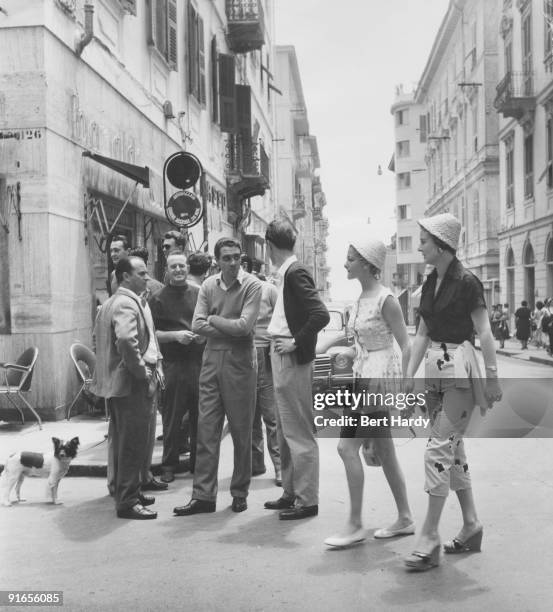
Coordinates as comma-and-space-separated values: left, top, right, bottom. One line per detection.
403, 213, 502, 572
532, 301, 545, 348
514, 300, 532, 350
324, 237, 414, 548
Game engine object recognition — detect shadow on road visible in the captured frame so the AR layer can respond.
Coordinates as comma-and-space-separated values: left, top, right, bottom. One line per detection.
54, 496, 124, 542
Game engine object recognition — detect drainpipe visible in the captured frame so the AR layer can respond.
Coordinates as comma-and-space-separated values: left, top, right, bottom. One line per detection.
75, 2, 94, 57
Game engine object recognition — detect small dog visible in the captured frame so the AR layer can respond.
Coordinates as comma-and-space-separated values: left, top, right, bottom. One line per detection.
0, 437, 80, 506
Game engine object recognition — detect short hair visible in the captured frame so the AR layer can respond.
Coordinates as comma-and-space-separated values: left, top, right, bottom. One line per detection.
521, 300, 528, 307
536, 301, 544, 309
265, 219, 296, 250
110, 234, 129, 250
129, 246, 149, 264
166, 249, 187, 262
115, 255, 142, 283
187, 251, 212, 275
240, 254, 253, 273
214, 237, 241, 259
164, 230, 186, 249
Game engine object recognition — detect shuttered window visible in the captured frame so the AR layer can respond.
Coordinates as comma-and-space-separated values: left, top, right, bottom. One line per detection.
147, 0, 177, 70
211, 37, 219, 123
187, 2, 206, 107
219, 53, 236, 132
237, 85, 253, 172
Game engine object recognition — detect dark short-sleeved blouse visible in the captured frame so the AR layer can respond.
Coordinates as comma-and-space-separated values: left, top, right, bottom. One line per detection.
419, 257, 487, 344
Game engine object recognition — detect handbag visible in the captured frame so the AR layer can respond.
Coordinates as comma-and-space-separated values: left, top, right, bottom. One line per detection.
361, 438, 381, 467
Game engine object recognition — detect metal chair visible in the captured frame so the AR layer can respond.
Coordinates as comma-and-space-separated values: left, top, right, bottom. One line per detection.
66, 342, 105, 420
0, 347, 42, 429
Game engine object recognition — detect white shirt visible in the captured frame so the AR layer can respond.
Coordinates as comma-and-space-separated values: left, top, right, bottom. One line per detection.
142, 301, 160, 365
214, 267, 246, 291
267, 255, 297, 338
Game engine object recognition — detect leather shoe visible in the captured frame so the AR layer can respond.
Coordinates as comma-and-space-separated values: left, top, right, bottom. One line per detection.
173, 499, 216, 516
160, 467, 175, 483
138, 493, 155, 507
142, 478, 168, 491
117, 504, 157, 520
231, 497, 247, 513
279, 505, 318, 520
264, 496, 295, 510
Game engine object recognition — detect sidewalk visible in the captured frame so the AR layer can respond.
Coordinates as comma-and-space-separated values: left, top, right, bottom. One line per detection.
2, 331, 552, 476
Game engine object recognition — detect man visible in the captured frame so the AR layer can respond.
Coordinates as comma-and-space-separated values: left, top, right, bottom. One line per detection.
240, 255, 282, 486
129, 246, 164, 298
187, 251, 213, 287
173, 238, 262, 515
149, 251, 204, 483
263, 219, 329, 520
91, 256, 162, 519
108, 235, 130, 295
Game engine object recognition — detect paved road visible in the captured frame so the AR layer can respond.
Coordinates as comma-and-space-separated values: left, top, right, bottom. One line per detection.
1, 353, 552, 611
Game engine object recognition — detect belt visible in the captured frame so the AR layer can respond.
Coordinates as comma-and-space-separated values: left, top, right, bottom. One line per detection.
429, 341, 461, 350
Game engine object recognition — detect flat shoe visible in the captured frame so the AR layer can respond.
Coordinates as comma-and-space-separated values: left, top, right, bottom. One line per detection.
117, 504, 157, 520
279, 505, 318, 520
173, 499, 216, 516
324, 528, 367, 548
160, 468, 175, 483
444, 527, 483, 554
231, 497, 247, 513
138, 493, 155, 507
264, 497, 295, 510
142, 478, 168, 491
404, 545, 440, 572
374, 522, 416, 539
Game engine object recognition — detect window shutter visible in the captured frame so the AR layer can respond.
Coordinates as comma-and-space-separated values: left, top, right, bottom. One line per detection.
146, 0, 154, 46
211, 37, 218, 123
188, 2, 198, 99
198, 15, 206, 106
167, 0, 177, 70
236, 85, 252, 172
419, 114, 427, 142
219, 53, 236, 133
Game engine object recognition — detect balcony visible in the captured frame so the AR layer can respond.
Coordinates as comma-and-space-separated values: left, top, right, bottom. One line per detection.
226, 0, 265, 54
225, 135, 270, 199
292, 194, 306, 220
312, 206, 323, 222
494, 71, 535, 120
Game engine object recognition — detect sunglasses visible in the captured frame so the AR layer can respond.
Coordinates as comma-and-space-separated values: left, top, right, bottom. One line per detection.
436, 342, 451, 371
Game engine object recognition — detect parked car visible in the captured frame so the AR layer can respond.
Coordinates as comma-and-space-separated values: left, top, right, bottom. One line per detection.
313, 302, 355, 393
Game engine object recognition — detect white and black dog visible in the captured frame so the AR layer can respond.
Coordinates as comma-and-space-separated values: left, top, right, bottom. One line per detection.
0, 437, 80, 506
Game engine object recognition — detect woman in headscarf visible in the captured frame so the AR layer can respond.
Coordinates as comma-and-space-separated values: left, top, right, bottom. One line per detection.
403, 213, 502, 571
324, 237, 414, 548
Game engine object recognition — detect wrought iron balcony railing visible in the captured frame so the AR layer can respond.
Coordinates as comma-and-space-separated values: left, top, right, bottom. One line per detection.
225, 134, 270, 198
225, 0, 265, 54
494, 71, 536, 119
292, 194, 306, 219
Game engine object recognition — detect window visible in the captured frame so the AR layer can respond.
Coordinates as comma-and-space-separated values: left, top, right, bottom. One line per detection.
147, 0, 177, 69
0, 178, 11, 334
396, 109, 409, 126
522, 8, 533, 94
472, 100, 478, 152
505, 136, 515, 208
545, 2, 553, 58
545, 115, 553, 189
397, 172, 411, 189
399, 237, 412, 252
188, 1, 206, 105
211, 36, 218, 123
396, 140, 410, 158
524, 131, 534, 198
472, 192, 480, 241
419, 115, 427, 143
398, 204, 411, 220
218, 53, 236, 132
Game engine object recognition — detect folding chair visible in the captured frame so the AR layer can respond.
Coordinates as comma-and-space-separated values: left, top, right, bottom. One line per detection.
0, 347, 42, 429
66, 343, 106, 420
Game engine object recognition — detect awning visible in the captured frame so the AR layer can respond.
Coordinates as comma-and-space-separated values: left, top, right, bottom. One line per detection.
82, 151, 150, 188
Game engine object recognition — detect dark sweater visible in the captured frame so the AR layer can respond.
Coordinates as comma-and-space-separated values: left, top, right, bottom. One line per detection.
149, 283, 203, 362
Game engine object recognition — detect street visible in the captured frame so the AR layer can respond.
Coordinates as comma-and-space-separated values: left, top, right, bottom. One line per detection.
1, 354, 552, 612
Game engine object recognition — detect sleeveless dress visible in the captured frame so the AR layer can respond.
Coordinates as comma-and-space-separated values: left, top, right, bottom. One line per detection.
350, 286, 402, 401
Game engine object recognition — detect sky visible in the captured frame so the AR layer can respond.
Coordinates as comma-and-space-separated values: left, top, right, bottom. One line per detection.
275, 0, 449, 300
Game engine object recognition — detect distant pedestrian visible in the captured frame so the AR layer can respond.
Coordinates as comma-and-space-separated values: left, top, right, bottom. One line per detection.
187, 251, 212, 287
515, 300, 532, 350
532, 301, 545, 347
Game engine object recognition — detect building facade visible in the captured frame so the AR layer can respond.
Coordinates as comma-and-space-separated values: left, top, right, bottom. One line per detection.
414, 0, 502, 308
275, 45, 330, 299
390, 86, 428, 323
495, 0, 553, 309
0, 0, 287, 418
